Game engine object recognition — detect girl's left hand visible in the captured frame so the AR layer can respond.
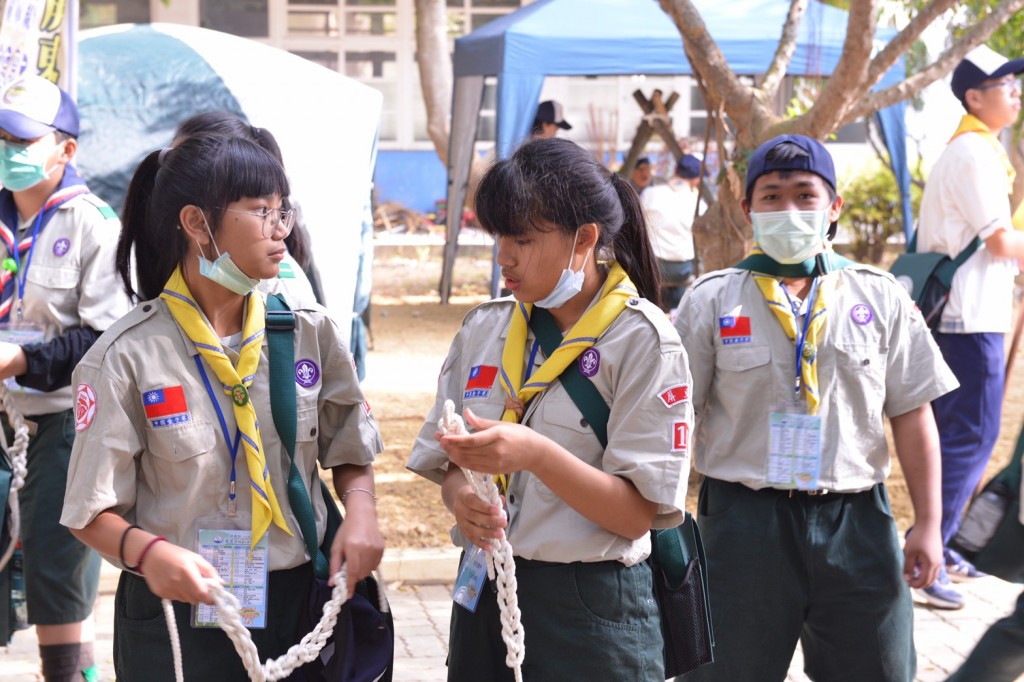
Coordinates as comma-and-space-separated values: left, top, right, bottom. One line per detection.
329, 503, 385, 597
440, 408, 541, 475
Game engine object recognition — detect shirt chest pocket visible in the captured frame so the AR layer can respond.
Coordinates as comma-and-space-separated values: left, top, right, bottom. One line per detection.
147, 420, 218, 463
834, 342, 887, 414
714, 344, 772, 399
26, 263, 79, 291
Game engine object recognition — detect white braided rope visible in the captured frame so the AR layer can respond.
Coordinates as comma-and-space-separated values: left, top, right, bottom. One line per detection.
163, 566, 349, 682
0, 382, 30, 572
439, 400, 525, 682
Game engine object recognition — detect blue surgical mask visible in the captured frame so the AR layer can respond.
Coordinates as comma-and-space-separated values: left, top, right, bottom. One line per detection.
195, 216, 259, 296
0, 138, 56, 192
751, 210, 830, 264
535, 229, 589, 309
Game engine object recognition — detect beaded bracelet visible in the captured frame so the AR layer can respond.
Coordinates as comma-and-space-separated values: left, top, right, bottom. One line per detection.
340, 487, 377, 506
119, 524, 142, 571
136, 536, 168, 575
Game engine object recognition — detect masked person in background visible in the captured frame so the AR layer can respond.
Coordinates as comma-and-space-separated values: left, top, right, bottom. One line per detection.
0, 75, 131, 682
673, 135, 956, 682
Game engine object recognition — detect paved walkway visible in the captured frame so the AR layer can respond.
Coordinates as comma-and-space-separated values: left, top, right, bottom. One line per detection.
0, 547, 1020, 681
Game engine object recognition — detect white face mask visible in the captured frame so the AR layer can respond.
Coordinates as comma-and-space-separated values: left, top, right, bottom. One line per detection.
535, 229, 589, 309
195, 214, 259, 296
751, 210, 831, 264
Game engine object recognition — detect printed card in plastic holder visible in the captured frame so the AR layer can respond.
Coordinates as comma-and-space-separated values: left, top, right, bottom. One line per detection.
193, 527, 269, 629
452, 545, 488, 613
0, 323, 44, 394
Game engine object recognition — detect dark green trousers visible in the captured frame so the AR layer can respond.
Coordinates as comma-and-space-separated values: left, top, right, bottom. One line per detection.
947, 589, 1024, 681
678, 478, 915, 682
114, 562, 311, 681
448, 556, 663, 681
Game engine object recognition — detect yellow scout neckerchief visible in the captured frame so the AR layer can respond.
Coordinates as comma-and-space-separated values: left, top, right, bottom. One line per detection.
748, 246, 838, 416
950, 114, 1024, 229
161, 266, 292, 548
494, 262, 635, 492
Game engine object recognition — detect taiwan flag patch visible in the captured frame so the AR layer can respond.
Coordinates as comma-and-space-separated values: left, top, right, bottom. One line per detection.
464, 365, 498, 400
719, 315, 751, 345
142, 386, 191, 428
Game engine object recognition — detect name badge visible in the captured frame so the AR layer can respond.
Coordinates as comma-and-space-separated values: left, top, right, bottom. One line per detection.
767, 401, 822, 490
452, 545, 488, 613
193, 525, 269, 629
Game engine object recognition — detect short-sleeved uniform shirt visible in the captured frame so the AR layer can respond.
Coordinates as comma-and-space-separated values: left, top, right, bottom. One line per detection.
917, 133, 1018, 334
641, 180, 698, 262
407, 294, 692, 567
5, 193, 131, 416
60, 296, 383, 570
674, 264, 958, 492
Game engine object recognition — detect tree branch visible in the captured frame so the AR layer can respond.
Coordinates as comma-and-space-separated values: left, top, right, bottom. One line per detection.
801, 0, 877, 138
657, 0, 771, 141
760, 0, 808, 99
865, 0, 959, 88
841, 3, 1024, 126
414, 0, 453, 165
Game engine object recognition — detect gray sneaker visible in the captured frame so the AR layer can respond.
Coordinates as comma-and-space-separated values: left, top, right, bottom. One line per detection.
913, 565, 965, 610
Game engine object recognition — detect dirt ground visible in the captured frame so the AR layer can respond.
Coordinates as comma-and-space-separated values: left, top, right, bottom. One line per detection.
365, 245, 1024, 549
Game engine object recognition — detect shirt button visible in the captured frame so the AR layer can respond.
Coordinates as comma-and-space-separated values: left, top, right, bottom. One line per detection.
862, 358, 870, 366
142, 304, 151, 312
508, 493, 515, 504
628, 297, 639, 306
309, 427, 317, 437
580, 418, 588, 427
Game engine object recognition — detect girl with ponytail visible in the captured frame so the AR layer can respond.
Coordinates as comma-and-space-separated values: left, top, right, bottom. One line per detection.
408, 136, 692, 680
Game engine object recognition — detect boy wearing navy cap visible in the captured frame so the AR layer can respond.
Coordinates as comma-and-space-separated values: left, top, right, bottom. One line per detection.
0, 74, 130, 682
643, 153, 702, 310
673, 134, 956, 681
529, 99, 571, 139
916, 45, 1024, 610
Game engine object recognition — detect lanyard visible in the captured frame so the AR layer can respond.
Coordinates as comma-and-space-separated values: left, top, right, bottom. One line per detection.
12, 211, 44, 321
193, 355, 243, 516
524, 338, 541, 382
779, 277, 820, 398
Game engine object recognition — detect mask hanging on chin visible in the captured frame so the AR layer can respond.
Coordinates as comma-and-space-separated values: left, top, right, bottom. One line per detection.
534, 229, 589, 309
0, 138, 56, 192
751, 209, 831, 264
195, 215, 260, 296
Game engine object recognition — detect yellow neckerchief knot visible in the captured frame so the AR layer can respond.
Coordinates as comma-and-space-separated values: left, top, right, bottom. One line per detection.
160, 266, 292, 548
749, 249, 837, 416
950, 114, 1024, 229
493, 262, 635, 492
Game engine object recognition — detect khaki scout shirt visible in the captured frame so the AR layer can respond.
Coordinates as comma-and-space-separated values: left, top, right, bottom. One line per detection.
408, 294, 691, 567
259, 251, 318, 309
61, 297, 383, 570
674, 264, 958, 492
6, 193, 130, 416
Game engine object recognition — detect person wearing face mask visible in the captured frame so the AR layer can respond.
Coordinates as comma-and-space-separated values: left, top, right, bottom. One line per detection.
0, 75, 131, 681
59, 134, 385, 680
408, 137, 691, 680
672, 134, 957, 682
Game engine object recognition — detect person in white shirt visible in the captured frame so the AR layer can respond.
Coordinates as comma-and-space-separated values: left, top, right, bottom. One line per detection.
642, 154, 702, 311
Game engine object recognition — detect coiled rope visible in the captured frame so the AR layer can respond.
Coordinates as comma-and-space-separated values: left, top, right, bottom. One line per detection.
438, 399, 525, 682
0, 383, 30, 572
163, 566, 350, 682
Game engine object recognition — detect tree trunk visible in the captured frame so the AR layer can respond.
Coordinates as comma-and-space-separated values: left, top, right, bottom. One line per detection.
415, 0, 452, 166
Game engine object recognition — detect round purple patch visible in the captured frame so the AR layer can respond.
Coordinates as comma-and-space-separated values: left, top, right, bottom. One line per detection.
294, 358, 320, 387
850, 303, 874, 325
52, 238, 70, 257
578, 348, 600, 378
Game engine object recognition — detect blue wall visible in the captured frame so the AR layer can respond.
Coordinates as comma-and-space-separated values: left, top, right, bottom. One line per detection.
373, 150, 447, 215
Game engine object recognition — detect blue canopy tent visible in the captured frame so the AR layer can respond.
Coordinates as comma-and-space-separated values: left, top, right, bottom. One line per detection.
440, 0, 911, 301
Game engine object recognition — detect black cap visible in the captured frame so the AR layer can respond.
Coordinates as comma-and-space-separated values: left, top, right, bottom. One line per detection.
535, 100, 571, 130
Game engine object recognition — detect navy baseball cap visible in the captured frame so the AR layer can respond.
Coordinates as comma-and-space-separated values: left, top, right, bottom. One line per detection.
535, 100, 571, 130
951, 45, 1024, 104
676, 154, 702, 179
745, 134, 836, 195
0, 75, 79, 140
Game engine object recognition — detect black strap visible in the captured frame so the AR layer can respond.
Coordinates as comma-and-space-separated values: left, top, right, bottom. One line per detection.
934, 235, 983, 289
528, 307, 610, 448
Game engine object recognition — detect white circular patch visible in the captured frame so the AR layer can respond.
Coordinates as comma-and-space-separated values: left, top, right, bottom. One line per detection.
75, 383, 97, 432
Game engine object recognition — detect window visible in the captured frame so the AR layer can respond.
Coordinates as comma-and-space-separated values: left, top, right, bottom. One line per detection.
79, 0, 149, 29
291, 50, 339, 71
200, 0, 269, 38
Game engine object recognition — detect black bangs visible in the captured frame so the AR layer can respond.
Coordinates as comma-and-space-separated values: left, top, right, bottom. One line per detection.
206, 137, 290, 210
475, 151, 559, 238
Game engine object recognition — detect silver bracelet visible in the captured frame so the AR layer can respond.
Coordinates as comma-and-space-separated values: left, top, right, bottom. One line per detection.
340, 487, 378, 506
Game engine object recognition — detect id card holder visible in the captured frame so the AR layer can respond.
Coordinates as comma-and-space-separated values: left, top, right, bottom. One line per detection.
767, 398, 822, 490
0, 322, 44, 394
192, 514, 270, 629
452, 545, 488, 613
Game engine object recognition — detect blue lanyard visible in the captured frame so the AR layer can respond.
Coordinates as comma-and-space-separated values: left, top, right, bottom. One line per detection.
193, 355, 242, 515
780, 277, 820, 398
13, 211, 44, 320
